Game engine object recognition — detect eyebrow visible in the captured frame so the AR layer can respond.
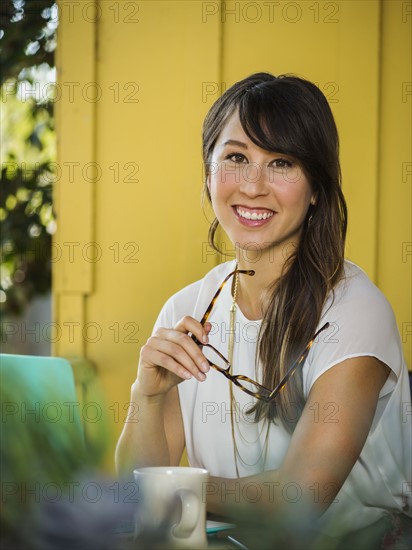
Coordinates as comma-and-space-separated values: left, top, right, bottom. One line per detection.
221, 139, 248, 149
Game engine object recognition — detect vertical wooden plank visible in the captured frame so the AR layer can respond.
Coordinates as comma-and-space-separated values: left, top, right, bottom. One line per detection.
54, 1, 97, 357
337, 0, 380, 280
54, 0, 96, 295
377, 0, 412, 366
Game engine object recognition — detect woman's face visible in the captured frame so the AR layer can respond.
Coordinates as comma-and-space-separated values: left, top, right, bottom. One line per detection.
207, 111, 316, 258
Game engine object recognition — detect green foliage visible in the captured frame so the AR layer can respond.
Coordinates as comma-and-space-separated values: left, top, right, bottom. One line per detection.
0, 0, 57, 316
0, 0, 56, 84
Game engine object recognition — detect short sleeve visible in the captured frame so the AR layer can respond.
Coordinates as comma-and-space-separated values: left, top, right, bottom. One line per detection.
303, 263, 403, 398
151, 279, 203, 335
150, 262, 235, 336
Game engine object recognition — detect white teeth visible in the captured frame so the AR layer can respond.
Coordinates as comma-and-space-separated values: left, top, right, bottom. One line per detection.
236, 207, 274, 221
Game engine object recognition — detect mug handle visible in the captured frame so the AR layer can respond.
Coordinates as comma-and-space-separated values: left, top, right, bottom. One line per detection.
172, 489, 200, 538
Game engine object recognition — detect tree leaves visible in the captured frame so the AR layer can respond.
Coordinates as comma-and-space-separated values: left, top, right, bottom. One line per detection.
0, 0, 56, 316
0, 0, 56, 85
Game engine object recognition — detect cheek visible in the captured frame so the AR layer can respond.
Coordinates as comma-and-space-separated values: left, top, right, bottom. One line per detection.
209, 170, 237, 197
275, 178, 313, 208
207, 178, 223, 210
275, 185, 304, 205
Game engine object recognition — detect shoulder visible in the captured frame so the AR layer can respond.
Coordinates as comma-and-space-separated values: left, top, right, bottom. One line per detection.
304, 260, 404, 396
327, 260, 396, 322
164, 260, 235, 313
153, 261, 236, 331
336, 260, 386, 299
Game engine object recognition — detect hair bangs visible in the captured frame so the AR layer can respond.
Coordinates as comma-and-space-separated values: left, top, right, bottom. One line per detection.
238, 82, 309, 162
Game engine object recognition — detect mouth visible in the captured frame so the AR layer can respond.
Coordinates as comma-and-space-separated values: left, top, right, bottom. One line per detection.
233, 205, 276, 226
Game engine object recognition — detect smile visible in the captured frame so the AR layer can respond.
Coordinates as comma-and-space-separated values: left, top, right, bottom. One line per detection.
233, 205, 276, 226
236, 207, 274, 220
235, 206, 274, 220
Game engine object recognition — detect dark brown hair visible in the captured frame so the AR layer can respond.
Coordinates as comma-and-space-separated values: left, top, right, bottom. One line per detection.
202, 73, 347, 431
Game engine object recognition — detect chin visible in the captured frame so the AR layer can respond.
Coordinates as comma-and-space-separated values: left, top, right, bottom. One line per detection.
233, 240, 273, 259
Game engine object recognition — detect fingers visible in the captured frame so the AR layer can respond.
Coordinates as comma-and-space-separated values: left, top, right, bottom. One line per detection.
146, 329, 210, 383
140, 344, 194, 381
174, 315, 210, 345
140, 316, 211, 385
204, 322, 213, 336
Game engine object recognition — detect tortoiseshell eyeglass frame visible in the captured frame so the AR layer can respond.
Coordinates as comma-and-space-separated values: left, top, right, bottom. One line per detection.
191, 268, 329, 402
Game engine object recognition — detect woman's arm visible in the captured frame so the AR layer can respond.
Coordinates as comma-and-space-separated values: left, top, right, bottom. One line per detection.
115, 384, 185, 476
206, 355, 390, 519
115, 317, 211, 477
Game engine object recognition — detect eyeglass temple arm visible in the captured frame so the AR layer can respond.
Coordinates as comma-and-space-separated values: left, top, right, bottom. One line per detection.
199, 268, 255, 326
267, 322, 330, 400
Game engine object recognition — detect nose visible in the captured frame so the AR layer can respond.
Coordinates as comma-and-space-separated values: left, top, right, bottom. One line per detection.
238, 162, 269, 197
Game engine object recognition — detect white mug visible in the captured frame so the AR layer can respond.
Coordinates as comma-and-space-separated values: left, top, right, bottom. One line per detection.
133, 466, 209, 548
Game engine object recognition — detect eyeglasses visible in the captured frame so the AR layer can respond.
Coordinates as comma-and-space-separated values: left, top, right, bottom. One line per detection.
191, 269, 329, 402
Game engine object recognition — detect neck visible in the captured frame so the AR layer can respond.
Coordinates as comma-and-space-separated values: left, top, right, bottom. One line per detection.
234, 240, 296, 320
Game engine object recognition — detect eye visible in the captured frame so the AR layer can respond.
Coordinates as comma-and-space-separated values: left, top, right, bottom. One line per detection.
224, 153, 247, 163
270, 158, 293, 169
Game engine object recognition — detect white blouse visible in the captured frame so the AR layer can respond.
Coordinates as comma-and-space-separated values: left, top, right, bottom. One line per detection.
152, 260, 411, 536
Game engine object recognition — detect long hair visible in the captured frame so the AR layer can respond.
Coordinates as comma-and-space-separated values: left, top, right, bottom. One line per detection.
202, 73, 347, 431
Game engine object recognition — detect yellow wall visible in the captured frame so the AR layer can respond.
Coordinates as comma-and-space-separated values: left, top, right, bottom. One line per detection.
54, 0, 411, 471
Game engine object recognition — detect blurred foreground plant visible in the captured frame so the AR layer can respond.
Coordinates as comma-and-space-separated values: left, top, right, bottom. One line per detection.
0, 374, 145, 550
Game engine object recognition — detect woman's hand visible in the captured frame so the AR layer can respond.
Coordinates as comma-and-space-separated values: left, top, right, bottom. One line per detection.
135, 317, 212, 397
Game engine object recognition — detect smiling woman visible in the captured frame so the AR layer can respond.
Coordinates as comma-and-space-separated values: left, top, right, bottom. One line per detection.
116, 73, 411, 548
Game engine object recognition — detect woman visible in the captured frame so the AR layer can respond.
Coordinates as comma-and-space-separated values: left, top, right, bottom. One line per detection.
116, 73, 411, 545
